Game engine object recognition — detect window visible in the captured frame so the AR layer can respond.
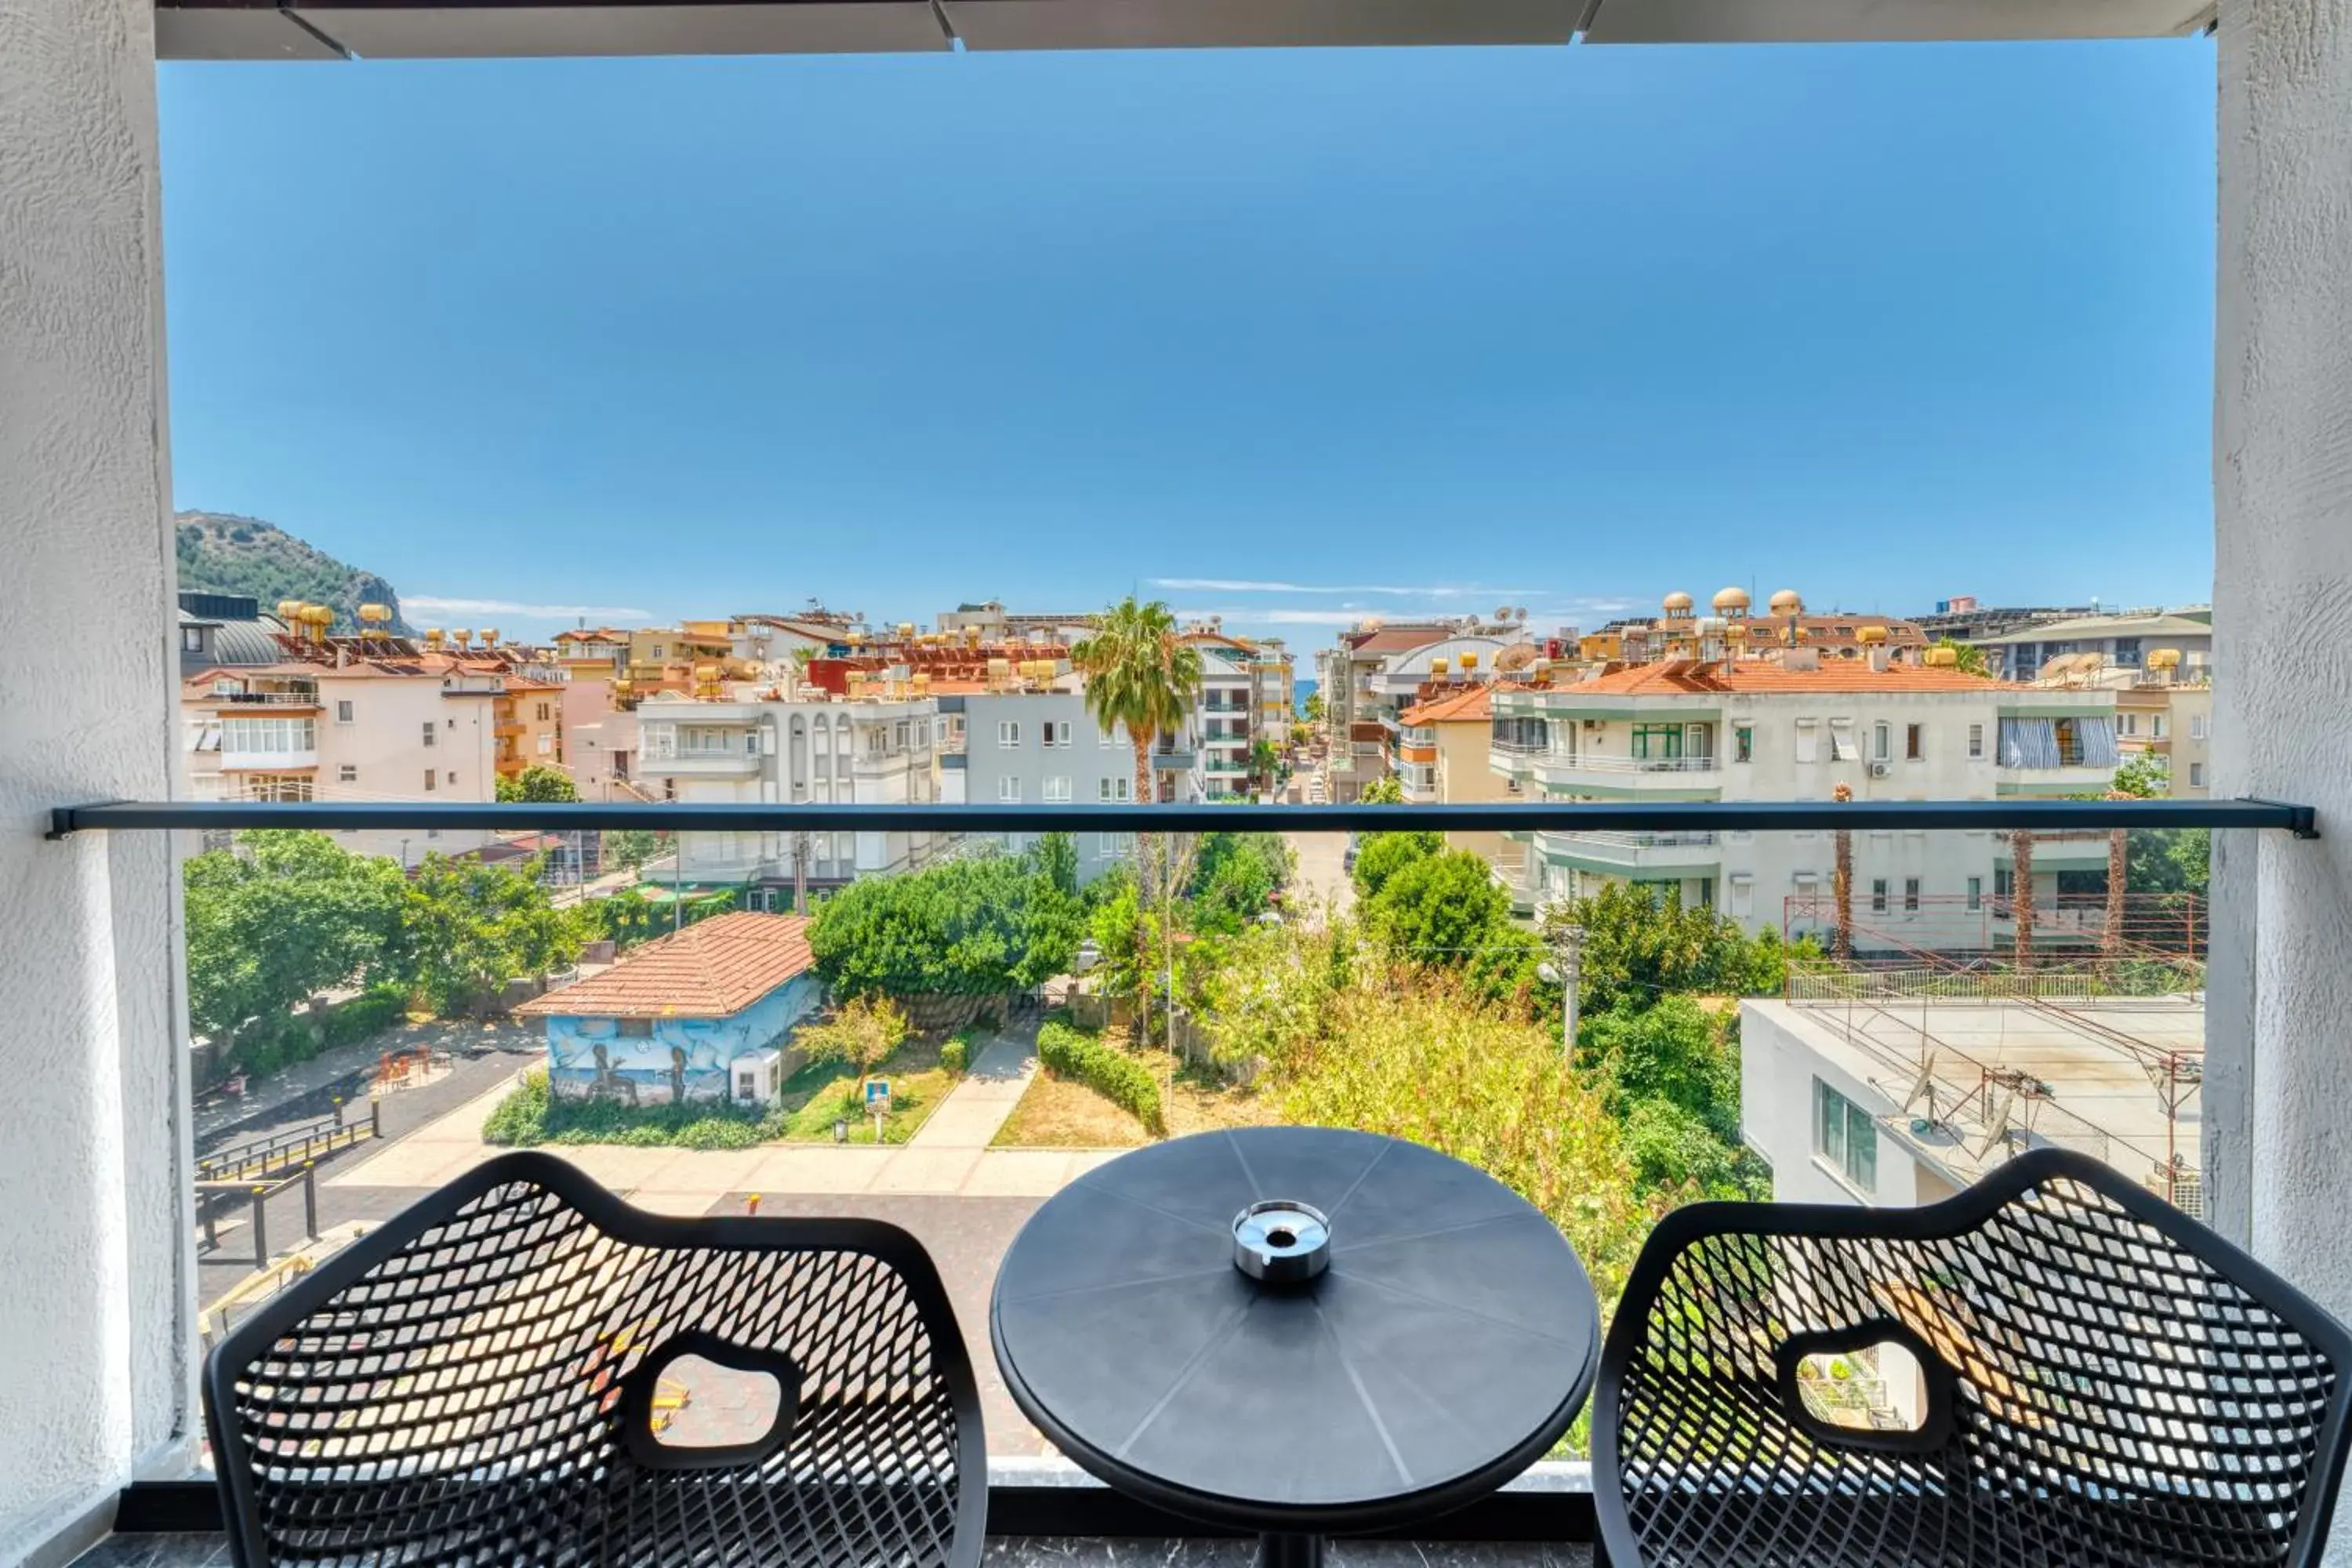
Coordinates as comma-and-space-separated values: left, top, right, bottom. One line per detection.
618, 1018, 653, 1039
2190, 762, 2206, 788
336, 699, 354, 724
1098, 832, 1136, 858
1098, 776, 1132, 803
180, 626, 205, 652
537, 702, 551, 722
1994, 865, 2015, 898
1904, 877, 1921, 913
997, 777, 1022, 802
1906, 723, 1923, 760
338, 764, 358, 784
1872, 721, 1890, 762
2190, 714, 2210, 741
1733, 724, 1753, 764
1630, 724, 1684, 762
867, 728, 887, 757
914, 720, 928, 748
895, 720, 910, 750
1828, 719, 1859, 762
2118, 712, 2139, 736
2113, 637, 2143, 667
1813, 1080, 1877, 1195
447, 771, 456, 784
1794, 719, 1820, 764
1728, 873, 1754, 918
423, 721, 437, 748
999, 720, 1021, 748
1871, 878, 1889, 913
1043, 775, 1072, 803
220, 716, 317, 753
1966, 876, 1983, 911
2151, 714, 2167, 739
424, 769, 437, 792
1967, 721, 1985, 759
1042, 720, 1069, 748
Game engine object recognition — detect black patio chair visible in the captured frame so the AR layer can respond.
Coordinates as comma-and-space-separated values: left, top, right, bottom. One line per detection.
1595, 1148, 2352, 1568
204, 1151, 986, 1567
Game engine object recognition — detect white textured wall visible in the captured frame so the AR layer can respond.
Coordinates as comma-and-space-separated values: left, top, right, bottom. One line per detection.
0, 0, 191, 1553
2210, 0, 2352, 1360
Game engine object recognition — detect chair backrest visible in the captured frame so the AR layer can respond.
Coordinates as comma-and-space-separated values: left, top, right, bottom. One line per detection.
1595, 1149, 2352, 1568
205, 1152, 986, 1567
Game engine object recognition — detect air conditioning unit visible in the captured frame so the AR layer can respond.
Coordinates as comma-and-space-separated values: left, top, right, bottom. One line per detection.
1868, 761, 1892, 779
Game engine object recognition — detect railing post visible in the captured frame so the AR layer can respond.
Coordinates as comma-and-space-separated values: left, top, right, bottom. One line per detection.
303, 1163, 318, 1242
251, 1187, 268, 1269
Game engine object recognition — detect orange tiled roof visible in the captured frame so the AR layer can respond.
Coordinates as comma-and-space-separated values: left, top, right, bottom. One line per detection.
1569, 660, 2004, 696
517, 911, 815, 1020
1398, 684, 1496, 725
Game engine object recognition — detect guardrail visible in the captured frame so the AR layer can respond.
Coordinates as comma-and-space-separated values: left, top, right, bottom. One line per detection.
196, 1102, 379, 1184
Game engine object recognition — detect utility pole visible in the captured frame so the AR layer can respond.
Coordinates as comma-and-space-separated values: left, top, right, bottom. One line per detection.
1541, 924, 1584, 1057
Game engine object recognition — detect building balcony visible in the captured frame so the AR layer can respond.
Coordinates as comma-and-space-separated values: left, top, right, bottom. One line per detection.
1530, 753, 1721, 796
210, 691, 320, 712
1534, 829, 1721, 873
1995, 829, 2115, 869
1150, 748, 1196, 771
220, 750, 318, 772
643, 751, 762, 777
1995, 761, 2122, 795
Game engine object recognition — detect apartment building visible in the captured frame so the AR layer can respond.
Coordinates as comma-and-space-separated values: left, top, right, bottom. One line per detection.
1318, 619, 1531, 802
1392, 680, 1527, 901
633, 688, 943, 907
2035, 648, 2216, 797
936, 689, 1141, 883
1490, 648, 2119, 943
1247, 637, 1295, 743
1971, 609, 2214, 683
176, 592, 290, 677
1184, 637, 1261, 800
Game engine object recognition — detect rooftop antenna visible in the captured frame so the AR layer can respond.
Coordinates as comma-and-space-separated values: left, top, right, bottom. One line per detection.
1974, 1086, 2016, 1161
1900, 1055, 1938, 1118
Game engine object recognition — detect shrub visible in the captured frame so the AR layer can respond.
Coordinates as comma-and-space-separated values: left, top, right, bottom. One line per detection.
481, 1067, 782, 1149
1037, 1018, 1163, 1134
941, 1030, 974, 1076
796, 996, 910, 1076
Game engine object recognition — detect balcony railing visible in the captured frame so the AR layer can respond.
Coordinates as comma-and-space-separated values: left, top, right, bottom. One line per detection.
1552, 754, 1720, 774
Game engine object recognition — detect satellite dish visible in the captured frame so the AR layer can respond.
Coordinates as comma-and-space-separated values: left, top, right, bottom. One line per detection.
1494, 605, 1513, 622
1973, 1090, 2016, 1160
1901, 1056, 1938, 1116
1515, 606, 1530, 622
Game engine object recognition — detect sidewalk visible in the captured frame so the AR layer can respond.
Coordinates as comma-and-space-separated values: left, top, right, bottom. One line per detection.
327, 1042, 1111, 1208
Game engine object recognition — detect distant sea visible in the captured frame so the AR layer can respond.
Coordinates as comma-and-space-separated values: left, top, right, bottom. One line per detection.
1292, 677, 1316, 717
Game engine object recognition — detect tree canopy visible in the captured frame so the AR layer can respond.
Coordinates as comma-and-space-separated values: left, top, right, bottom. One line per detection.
1072, 597, 1202, 801
810, 843, 1083, 998
496, 764, 580, 803
183, 831, 406, 1043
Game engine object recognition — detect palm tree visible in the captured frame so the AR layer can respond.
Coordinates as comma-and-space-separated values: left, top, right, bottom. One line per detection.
1073, 598, 1203, 1044
1073, 597, 1203, 813
1831, 782, 1854, 962
2010, 829, 2036, 969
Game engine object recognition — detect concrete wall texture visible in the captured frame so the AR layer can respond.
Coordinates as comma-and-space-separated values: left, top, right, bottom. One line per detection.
0, 0, 193, 1552
2211, 0, 2352, 1359
543, 974, 823, 1102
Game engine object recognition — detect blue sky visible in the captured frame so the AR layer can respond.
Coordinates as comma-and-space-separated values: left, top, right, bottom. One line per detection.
158, 37, 2217, 647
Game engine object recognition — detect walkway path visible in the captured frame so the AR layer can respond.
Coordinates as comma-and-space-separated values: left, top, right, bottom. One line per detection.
906, 1033, 1036, 1149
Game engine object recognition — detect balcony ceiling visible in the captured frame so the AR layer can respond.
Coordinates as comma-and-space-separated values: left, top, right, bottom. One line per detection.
154, 0, 2216, 60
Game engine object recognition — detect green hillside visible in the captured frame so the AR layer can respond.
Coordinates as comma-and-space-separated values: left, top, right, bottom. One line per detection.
174, 511, 409, 633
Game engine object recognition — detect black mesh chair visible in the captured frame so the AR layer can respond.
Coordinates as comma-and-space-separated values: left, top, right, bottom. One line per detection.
1595, 1148, 2352, 1568
204, 1151, 987, 1567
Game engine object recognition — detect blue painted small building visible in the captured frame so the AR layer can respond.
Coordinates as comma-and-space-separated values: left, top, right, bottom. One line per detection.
517, 910, 822, 1105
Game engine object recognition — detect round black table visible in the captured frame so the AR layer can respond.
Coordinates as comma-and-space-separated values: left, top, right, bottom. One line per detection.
989, 1127, 1600, 1567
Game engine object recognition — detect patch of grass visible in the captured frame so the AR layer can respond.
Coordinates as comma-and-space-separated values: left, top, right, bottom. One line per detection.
993, 1033, 1275, 1149
775, 1034, 954, 1145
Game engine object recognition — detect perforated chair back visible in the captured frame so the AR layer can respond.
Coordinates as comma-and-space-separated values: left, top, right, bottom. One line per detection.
204, 1152, 986, 1567
1595, 1149, 2352, 1568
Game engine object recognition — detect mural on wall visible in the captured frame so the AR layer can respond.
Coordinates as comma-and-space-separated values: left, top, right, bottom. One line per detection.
543, 972, 822, 1104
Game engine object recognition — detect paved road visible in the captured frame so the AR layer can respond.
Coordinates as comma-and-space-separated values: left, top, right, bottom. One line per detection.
1287, 829, 1355, 920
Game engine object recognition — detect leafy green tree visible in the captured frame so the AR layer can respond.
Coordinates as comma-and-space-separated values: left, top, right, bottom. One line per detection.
604, 828, 668, 873
1577, 995, 1737, 1137
1250, 738, 1280, 790
400, 853, 586, 1013
182, 831, 406, 1046
1358, 775, 1404, 805
1548, 882, 1793, 1014
496, 764, 580, 804
796, 995, 909, 1075
811, 850, 1080, 999
1190, 831, 1294, 934
1302, 690, 1325, 723
2112, 750, 2170, 799
2103, 752, 2209, 900
1350, 829, 1442, 901
1619, 1098, 1762, 1199
1363, 849, 1515, 972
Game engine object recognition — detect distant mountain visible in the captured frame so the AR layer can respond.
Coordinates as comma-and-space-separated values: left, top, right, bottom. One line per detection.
174, 511, 409, 633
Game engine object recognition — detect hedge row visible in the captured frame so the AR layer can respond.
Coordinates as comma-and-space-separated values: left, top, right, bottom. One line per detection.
223, 983, 411, 1081
1037, 1019, 1163, 1134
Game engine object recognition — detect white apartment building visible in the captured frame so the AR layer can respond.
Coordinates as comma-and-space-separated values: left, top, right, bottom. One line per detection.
936, 689, 1142, 882
1319, 621, 1530, 801
181, 662, 508, 862
634, 691, 942, 906
1490, 654, 2119, 945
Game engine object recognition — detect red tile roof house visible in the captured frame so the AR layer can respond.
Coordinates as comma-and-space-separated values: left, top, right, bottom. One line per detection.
515, 911, 822, 1106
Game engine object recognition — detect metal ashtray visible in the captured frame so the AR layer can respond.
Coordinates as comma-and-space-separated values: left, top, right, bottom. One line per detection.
1232, 1200, 1331, 1287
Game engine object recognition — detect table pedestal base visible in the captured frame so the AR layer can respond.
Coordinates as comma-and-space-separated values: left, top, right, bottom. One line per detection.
1258, 1533, 1327, 1568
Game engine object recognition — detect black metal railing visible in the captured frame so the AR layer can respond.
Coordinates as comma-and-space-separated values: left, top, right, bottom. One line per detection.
48, 797, 2317, 837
